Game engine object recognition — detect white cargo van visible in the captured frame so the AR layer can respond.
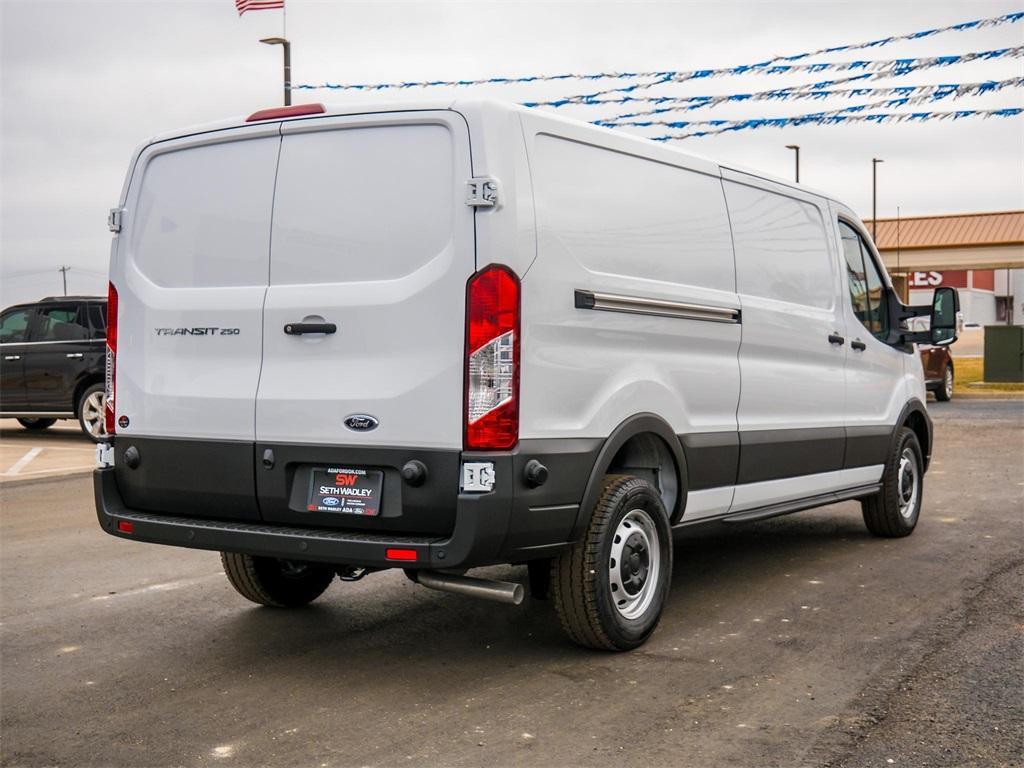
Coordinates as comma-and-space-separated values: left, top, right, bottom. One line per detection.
96, 100, 958, 650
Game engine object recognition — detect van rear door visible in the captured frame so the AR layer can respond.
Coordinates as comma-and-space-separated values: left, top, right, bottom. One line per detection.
111, 126, 280, 520
255, 112, 476, 533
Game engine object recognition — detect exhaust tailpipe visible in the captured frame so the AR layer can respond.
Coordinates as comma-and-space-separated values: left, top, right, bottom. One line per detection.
415, 570, 525, 605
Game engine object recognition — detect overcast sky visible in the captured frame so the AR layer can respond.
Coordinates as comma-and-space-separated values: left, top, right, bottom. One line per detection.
2, 0, 1022, 307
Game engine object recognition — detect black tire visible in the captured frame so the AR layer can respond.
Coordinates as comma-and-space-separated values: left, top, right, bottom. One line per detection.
17, 418, 56, 430
221, 552, 335, 607
76, 383, 107, 443
934, 364, 953, 402
551, 475, 672, 651
862, 427, 924, 538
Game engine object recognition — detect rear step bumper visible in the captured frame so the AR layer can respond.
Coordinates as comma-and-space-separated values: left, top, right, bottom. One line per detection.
94, 436, 597, 568
95, 467, 508, 569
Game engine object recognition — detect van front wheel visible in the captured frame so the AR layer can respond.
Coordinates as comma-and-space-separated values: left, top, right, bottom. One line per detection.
551, 475, 672, 651
221, 552, 335, 607
861, 427, 924, 538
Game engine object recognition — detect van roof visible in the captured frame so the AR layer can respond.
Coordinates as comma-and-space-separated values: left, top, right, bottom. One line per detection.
143, 98, 839, 207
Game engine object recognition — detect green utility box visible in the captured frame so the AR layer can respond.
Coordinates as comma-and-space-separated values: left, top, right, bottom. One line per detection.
983, 325, 1024, 382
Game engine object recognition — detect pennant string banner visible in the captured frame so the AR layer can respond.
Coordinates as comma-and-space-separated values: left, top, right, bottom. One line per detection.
598, 77, 1024, 126
606, 88, 1015, 130
553, 46, 1024, 106
652, 106, 1023, 141
293, 11, 1024, 92
524, 73, 877, 107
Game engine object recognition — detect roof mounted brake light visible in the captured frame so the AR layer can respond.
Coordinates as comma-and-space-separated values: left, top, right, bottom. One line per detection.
245, 103, 325, 122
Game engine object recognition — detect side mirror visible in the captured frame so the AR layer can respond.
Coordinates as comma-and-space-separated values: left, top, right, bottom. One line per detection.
930, 286, 959, 346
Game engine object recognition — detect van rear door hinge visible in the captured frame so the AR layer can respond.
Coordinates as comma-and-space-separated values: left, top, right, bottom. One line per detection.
108, 207, 123, 233
466, 177, 499, 208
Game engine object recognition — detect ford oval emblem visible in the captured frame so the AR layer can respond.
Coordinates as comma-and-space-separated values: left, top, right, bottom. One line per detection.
344, 414, 379, 432
321, 496, 340, 506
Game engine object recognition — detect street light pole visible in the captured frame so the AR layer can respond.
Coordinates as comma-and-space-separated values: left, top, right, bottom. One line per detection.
872, 158, 884, 242
785, 145, 800, 183
260, 37, 291, 106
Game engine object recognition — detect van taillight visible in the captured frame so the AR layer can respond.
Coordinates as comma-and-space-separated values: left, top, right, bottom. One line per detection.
465, 265, 520, 451
105, 282, 118, 436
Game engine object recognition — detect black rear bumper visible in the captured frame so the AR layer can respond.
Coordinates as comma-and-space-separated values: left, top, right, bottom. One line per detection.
94, 437, 600, 569
96, 468, 482, 568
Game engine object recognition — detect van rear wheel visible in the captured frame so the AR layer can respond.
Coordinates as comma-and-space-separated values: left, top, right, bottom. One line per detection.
551, 475, 672, 651
221, 552, 335, 607
861, 427, 924, 538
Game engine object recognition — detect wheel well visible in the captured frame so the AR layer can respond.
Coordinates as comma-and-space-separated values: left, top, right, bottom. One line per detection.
605, 432, 680, 522
903, 409, 931, 469
73, 376, 103, 412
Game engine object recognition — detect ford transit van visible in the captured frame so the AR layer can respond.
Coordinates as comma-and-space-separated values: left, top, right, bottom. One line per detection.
95, 100, 958, 650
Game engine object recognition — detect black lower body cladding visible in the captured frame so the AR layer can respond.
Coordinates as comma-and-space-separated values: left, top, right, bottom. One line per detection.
98, 436, 601, 569
98, 418, 919, 569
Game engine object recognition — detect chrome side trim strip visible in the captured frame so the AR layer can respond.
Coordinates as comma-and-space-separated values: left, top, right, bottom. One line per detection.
574, 290, 741, 324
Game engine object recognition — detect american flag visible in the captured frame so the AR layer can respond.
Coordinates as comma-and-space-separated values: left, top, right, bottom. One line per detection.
235, 0, 284, 15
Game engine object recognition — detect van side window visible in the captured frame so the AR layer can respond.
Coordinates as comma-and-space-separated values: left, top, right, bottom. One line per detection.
723, 181, 834, 309
839, 221, 889, 339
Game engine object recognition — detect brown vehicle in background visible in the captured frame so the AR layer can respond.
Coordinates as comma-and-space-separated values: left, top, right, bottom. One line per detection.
921, 345, 954, 401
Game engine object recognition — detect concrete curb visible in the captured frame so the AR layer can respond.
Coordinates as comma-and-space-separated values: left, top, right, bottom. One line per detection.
951, 391, 1024, 400
0, 468, 93, 489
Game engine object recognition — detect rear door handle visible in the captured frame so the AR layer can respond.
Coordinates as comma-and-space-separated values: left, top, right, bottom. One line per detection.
851, 339, 867, 352
828, 333, 845, 346
284, 322, 337, 335
66, 352, 84, 359
3, 354, 21, 361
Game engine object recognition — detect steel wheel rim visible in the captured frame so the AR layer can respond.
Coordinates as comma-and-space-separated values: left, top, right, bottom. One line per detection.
608, 508, 660, 620
944, 367, 953, 399
897, 447, 919, 519
82, 391, 106, 437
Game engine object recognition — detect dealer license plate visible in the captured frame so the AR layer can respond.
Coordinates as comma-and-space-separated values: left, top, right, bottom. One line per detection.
306, 467, 383, 516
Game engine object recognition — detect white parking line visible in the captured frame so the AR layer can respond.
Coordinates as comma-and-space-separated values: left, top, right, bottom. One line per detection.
3, 448, 42, 476
90, 573, 224, 602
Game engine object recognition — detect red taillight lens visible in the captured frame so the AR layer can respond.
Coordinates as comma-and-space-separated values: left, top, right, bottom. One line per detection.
105, 282, 118, 436
465, 265, 520, 451
117, 520, 134, 534
385, 548, 418, 562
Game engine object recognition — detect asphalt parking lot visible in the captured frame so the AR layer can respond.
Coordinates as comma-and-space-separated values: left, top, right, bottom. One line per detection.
0, 420, 94, 483
1, 400, 1022, 767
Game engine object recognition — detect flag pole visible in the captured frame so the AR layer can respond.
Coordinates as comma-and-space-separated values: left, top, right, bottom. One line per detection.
283, 2, 289, 105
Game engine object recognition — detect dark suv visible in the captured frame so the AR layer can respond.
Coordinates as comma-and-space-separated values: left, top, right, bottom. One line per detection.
1, 296, 107, 441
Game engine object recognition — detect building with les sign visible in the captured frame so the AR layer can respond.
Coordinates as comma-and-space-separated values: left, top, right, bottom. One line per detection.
866, 210, 1024, 326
